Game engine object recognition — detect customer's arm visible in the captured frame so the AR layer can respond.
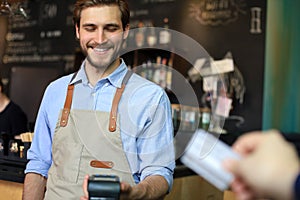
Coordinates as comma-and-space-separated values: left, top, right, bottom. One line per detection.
23, 173, 47, 200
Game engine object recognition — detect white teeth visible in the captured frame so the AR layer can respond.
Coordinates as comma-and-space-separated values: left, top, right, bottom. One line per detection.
94, 48, 108, 52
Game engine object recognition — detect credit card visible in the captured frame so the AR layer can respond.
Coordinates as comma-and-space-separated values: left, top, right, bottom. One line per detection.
180, 129, 240, 191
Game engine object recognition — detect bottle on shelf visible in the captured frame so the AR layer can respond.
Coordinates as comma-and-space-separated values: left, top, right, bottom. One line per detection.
140, 62, 147, 78
159, 58, 167, 88
135, 21, 145, 47
166, 55, 173, 90
146, 21, 157, 47
201, 107, 211, 131
153, 56, 161, 85
146, 60, 153, 81
171, 104, 181, 132
159, 17, 171, 45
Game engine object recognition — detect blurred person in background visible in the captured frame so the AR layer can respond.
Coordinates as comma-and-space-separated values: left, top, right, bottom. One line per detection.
0, 78, 28, 155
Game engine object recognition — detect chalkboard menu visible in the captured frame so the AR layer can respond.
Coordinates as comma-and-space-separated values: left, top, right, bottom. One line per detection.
3, 0, 77, 69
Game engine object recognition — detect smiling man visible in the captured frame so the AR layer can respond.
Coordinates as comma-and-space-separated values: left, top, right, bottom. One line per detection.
22, 0, 175, 200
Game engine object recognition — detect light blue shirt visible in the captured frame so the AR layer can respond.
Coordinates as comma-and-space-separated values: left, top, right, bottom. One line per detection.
25, 59, 175, 189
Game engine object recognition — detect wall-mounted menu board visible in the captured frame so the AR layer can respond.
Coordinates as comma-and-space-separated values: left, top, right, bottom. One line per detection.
3, 0, 77, 70
2, 0, 78, 124
127, 0, 267, 134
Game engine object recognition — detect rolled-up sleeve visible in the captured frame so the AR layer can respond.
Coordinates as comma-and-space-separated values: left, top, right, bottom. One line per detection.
137, 90, 175, 190
25, 80, 66, 178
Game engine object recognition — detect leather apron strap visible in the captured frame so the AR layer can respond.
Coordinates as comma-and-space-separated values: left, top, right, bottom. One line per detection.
60, 72, 77, 127
109, 70, 132, 132
60, 70, 133, 132
60, 84, 74, 127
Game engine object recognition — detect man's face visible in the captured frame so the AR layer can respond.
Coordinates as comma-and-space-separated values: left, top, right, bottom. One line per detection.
76, 5, 128, 70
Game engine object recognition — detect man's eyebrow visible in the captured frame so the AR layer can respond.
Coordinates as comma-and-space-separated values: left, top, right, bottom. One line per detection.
81, 23, 121, 28
82, 23, 96, 27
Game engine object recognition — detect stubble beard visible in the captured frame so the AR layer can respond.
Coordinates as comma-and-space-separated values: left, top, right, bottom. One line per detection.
86, 44, 121, 71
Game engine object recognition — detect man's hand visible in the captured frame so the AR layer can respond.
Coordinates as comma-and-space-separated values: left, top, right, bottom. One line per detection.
81, 175, 168, 200
80, 175, 89, 200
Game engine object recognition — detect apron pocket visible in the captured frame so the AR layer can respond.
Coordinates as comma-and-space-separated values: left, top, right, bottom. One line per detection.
51, 142, 83, 183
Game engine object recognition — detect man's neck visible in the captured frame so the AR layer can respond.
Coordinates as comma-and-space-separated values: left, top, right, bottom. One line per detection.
0, 94, 10, 112
85, 59, 121, 87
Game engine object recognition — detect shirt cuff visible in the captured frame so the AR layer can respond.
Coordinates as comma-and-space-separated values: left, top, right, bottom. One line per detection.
24, 160, 50, 178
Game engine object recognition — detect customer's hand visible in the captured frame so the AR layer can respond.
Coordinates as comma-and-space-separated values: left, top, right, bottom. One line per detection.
223, 130, 300, 200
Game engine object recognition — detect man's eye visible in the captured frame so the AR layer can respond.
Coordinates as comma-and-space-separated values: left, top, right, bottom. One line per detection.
84, 27, 96, 32
106, 26, 119, 32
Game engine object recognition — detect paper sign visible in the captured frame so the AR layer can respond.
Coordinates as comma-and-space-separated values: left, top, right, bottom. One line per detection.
200, 58, 234, 76
211, 58, 234, 74
187, 58, 207, 82
203, 76, 218, 92
215, 96, 233, 117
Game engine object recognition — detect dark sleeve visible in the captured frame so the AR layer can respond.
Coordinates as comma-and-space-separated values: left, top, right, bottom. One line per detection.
294, 173, 300, 200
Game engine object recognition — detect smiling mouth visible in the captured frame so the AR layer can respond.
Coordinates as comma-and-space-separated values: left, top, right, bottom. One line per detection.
93, 46, 110, 54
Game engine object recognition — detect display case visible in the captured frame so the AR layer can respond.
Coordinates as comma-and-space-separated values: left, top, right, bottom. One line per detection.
0, 137, 30, 183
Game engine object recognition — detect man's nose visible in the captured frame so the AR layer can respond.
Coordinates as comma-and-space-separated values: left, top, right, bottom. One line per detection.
95, 30, 107, 44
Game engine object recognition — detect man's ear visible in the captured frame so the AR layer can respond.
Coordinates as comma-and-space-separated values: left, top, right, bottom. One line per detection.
123, 24, 130, 40
75, 24, 80, 40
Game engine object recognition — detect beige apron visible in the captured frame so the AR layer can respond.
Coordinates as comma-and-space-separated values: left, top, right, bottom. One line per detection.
44, 71, 135, 200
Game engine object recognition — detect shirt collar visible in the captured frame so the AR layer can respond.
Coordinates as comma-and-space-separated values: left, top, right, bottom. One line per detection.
70, 59, 128, 88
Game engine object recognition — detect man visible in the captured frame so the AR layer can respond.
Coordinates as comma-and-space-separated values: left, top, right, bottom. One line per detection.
223, 130, 300, 200
23, 0, 175, 199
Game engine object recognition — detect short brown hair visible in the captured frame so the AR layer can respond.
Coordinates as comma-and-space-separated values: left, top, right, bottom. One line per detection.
73, 0, 130, 31
0, 78, 4, 94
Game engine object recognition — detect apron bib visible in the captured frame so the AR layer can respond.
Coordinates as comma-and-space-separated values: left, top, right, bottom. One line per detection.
45, 71, 134, 200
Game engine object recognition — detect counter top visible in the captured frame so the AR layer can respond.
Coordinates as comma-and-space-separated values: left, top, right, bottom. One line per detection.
0, 132, 240, 183
0, 156, 27, 183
